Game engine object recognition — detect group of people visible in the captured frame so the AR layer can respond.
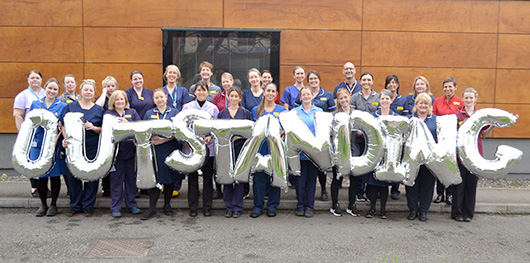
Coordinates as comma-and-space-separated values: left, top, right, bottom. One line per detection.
13, 61, 492, 223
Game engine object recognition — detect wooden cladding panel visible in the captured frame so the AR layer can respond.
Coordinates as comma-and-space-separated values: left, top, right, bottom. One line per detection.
84, 28, 162, 63
0, 27, 83, 63
363, 0, 498, 33
225, 0, 362, 30
361, 67, 496, 104
491, 104, 529, 138
281, 30, 361, 66
84, 63, 163, 97
497, 34, 530, 69
0, 0, 82, 26
362, 32, 497, 68
495, 69, 530, 104
0, 98, 18, 133
279, 64, 343, 95
83, 0, 222, 27
500, 1, 530, 34
0, 63, 84, 98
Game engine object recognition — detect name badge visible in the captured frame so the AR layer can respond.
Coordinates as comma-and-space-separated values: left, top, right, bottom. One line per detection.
454, 102, 461, 106
273, 112, 279, 116
210, 90, 217, 94
31, 141, 38, 148
124, 114, 131, 118
139, 97, 145, 101
66, 99, 73, 104
372, 102, 379, 106
397, 106, 404, 110
459, 121, 463, 126
151, 115, 158, 119
320, 97, 327, 101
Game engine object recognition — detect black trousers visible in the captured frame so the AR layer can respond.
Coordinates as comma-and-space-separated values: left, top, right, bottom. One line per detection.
451, 163, 478, 219
366, 184, 388, 213
406, 165, 435, 213
330, 168, 361, 207
436, 179, 453, 197
188, 157, 214, 211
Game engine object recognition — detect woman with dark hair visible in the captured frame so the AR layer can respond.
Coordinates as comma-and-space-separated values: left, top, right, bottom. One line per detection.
61, 79, 105, 217
218, 86, 252, 218
350, 72, 380, 113
452, 88, 493, 222
105, 90, 142, 218
140, 88, 182, 220
125, 70, 155, 120
183, 81, 219, 217
250, 83, 286, 218
329, 88, 363, 217
58, 74, 79, 104
406, 93, 437, 222
384, 75, 407, 116
13, 70, 46, 197
29, 78, 67, 216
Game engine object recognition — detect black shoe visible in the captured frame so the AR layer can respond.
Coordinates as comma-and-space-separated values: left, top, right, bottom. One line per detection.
36, 206, 47, 217
295, 209, 305, 217
356, 194, 367, 202
189, 210, 198, 217
141, 210, 157, 220
454, 216, 464, 222
304, 209, 314, 218
464, 217, 472, 222
346, 204, 359, 217
379, 211, 388, 219
163, 205, 174, 216
250, 210, 262, 218
408, 211, 417, 220
31, 190, 39, 198
66, 210, 80, 217
212, 190, 223, 200
330, 203, 343, 217
46, 206, 57, 216
366, 209, 375, 218
102, 190, 110, 197
419, 212, 428, 221
434, 195, 444, 203
391, 192, 400, 200
203, 208, 211, 217
267, 210, 276, 217
84, 208, 94, 217
446, 195, 453, 205
321, 191, 329, 201
224, 211, 233, 218
233, 211, 241, 218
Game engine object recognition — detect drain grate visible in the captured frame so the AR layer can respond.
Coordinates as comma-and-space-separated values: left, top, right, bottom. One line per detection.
84, 238, 153, 259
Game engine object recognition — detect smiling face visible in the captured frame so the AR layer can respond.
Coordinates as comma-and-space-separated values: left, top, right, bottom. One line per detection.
293, 68, 305, 84
131, 73, 143, 89
153, 90, 167, 108
165, 68, 179, 84
443, 82, 456, 98
227, 90, 241, 106
360, 74, 373, 91
380, 93, 391, 109
263, 84, 277, 102
386, 79, 398, 93
80, 84, 95, 101
113, 92, 126, 111
416, 98, 431, 115
342, 62, 356, 80
200, 67, 212, 81
194, 85, 208, 102
105, 80, 117, 96
45, 82, 59, 100
28, 73, 42, 88
63, 77, 76, 93
248, 71, 261, 87
308, 73, 320, 89
463, 92, 477, 108
300, 88, 313, 104
336, 90, 350, 109
414, 79, 427, 94
221, 77, 233, 91
262, 72, 273, 85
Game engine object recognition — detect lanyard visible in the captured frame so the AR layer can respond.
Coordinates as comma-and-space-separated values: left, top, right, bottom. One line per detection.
345, 81, 358, 95
224, 92, 230, 109
28, 87, 41, 100
156, 110, 168, 120
166, 86, 178, 109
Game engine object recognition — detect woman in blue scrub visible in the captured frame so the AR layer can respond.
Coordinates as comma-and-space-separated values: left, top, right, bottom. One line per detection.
182, 81, 219, 217
140, 88, 182, 220
293, 87, 323, 218
61, 79, 105, 217
125, 70, 154, 120
29, 78, 67, 217
250, 83, 286, 218
105, 90, 142, 218
405, 93, 437, 222
241, 68, 263, 112
218, 86, 252, 218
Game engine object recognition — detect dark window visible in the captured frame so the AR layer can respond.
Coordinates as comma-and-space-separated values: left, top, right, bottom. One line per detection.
162, 28, 281, 90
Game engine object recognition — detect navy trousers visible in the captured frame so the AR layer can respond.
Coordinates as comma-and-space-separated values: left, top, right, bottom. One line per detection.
110, 158, 137, 212
223, 183, 245, 212
296, 160, 318, 211
252, 171, 280, 212
64, 168, 99, 212
405, 165, 435, 213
